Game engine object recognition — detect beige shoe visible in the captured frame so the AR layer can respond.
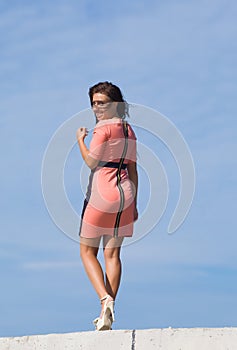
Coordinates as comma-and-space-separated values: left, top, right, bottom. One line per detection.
93, 295, 115, 331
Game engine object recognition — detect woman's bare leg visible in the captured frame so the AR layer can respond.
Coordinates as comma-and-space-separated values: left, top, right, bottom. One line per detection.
80, 237, 108, 299
103, 236, 124, 300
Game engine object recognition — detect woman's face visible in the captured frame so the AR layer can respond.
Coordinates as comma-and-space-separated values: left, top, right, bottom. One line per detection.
92, 93, 118, 121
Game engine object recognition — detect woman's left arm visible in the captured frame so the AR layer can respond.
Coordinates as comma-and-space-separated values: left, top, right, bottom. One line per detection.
127, 161, 138, 221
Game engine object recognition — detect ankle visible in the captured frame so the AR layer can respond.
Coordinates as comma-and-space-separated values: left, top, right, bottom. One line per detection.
100, 294, 114, 304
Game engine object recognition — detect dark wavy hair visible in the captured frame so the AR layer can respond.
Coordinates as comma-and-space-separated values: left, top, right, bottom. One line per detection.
88, 81, 129, 119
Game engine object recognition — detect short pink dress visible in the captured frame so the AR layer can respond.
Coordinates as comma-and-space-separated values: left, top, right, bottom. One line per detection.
79, 118, 137, 238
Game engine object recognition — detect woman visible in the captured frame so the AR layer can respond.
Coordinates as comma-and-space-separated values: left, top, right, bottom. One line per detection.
76, 82, 138, 331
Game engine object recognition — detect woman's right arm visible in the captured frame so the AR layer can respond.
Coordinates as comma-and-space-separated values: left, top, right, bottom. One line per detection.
76, 127, 99, 169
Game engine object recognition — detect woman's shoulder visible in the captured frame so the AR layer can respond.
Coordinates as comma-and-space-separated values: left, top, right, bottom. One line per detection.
94, 118, 121, 134
95, 119, 136, 140
93, 120, 112, 139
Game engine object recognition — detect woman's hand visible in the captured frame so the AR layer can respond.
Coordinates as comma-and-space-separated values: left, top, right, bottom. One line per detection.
76, 127, 88, 141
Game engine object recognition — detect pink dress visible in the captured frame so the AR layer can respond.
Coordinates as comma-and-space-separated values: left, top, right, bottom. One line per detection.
79, 118, 137, 238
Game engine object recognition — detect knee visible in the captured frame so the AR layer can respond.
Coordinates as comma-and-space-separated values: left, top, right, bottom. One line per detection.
103, 248, 121, 262
80, 244, 97, 260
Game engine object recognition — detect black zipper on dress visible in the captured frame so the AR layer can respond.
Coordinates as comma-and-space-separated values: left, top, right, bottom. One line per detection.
114, 121, 128, 237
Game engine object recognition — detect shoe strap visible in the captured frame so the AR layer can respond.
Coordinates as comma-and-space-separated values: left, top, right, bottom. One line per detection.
100, 294, 113, 304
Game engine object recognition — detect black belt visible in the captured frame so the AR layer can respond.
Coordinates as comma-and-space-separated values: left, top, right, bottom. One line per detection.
98, 161, 127, 170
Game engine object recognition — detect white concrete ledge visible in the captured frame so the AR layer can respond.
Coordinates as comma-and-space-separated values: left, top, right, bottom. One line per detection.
0, 328, 237, 350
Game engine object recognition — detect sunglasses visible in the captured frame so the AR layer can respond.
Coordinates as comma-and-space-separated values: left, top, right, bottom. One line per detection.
91, 100, 113, 108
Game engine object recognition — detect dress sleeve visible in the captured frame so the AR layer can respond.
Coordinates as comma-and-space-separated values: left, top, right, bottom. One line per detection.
88, 126, 107, 160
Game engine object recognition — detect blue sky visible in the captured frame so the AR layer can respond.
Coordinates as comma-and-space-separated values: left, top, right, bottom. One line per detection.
0, 0, 237, 337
